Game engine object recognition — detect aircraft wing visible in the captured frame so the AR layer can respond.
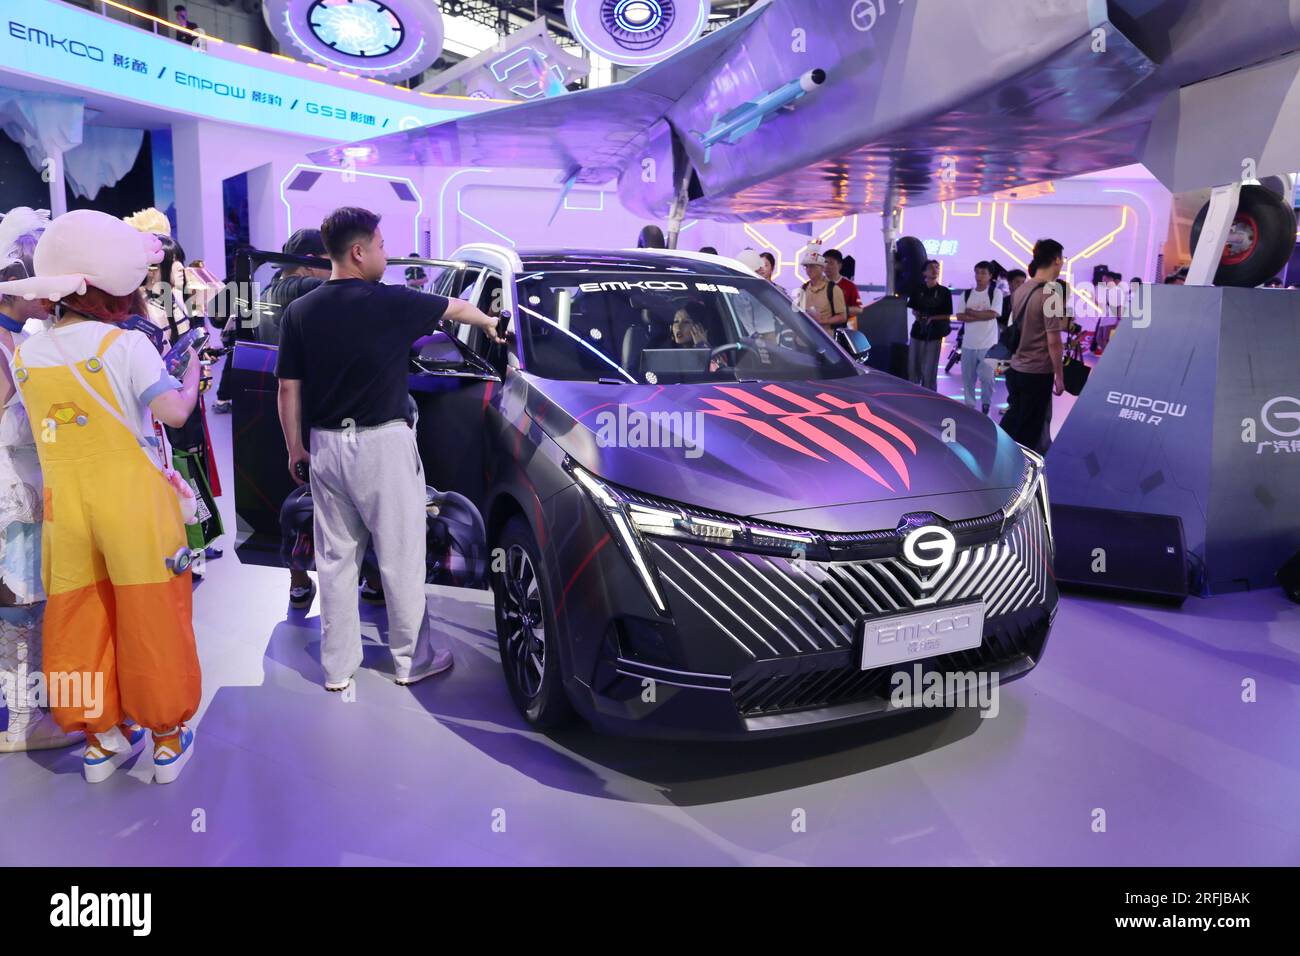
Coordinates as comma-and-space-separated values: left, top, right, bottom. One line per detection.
308, 4, 773, 186
311, 0, 1298, 224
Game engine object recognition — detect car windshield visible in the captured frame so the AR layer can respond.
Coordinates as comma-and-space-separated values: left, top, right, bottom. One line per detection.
513, 270, 856, 384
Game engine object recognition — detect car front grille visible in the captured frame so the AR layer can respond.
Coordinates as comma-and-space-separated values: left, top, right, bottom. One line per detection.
729, 607, 1049, 718
647, 498, 1052, 662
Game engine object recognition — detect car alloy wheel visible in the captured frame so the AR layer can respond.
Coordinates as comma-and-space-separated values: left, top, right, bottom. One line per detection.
492, 516, 575, 728
501, 543, 545, 701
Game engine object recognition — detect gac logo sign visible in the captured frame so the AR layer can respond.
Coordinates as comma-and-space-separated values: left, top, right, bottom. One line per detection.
1261, 396, 1300, 438
902, 526, 955, 584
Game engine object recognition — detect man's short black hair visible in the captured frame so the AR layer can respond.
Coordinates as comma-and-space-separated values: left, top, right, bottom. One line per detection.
1006, 268, 1027, 282
175, 5, 187, 11
925, 258, 940, 269
759, 251, 776, 268
1030, 239, 1064, 273
699, 246, 718, 255
321, 206, 381, 260
824, 248, 843, 264
974, 260, 992, 273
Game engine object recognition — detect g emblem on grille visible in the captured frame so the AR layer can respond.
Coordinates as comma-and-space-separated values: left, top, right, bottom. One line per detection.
902, 525, 956, 585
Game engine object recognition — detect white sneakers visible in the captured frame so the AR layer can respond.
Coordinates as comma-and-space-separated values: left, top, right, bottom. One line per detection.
83, 722, 147, 784
81, 721, 196, 785
394, 649, 454, 687
151, 726, 195, 785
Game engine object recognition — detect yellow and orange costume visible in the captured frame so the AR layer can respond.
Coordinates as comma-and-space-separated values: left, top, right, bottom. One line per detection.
0, 210, 201, 760
12, 328, 200, 735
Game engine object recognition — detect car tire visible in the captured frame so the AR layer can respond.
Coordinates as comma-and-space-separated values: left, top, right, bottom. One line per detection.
1189, 184, 1297, 287
492, 516, 575, 729
893, 235, 929, 298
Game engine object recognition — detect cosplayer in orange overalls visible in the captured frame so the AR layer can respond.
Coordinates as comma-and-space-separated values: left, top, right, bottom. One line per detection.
0, 210, 201, 784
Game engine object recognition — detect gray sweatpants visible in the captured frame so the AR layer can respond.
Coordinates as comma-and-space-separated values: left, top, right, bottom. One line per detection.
908, 336, 943, 391
310, 420, 433, 684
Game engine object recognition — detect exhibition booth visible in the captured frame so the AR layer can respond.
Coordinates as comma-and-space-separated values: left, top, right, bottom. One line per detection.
0, 0, 1296, 884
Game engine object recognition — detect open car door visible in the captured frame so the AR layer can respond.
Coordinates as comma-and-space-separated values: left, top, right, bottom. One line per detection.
223, 250, 495, 569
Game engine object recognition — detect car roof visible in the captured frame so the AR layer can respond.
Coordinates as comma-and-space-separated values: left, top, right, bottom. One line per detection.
456, 245, 755, 278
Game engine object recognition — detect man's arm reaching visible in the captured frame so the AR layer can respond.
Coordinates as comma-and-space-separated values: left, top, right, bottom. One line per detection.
443, 298, 507, 343
278, 377, 309, 485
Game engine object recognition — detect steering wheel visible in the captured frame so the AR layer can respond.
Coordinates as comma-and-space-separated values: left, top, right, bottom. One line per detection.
708, 342, 755, 368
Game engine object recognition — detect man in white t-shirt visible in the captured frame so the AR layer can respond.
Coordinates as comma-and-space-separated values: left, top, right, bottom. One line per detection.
954, 260, 1003, 415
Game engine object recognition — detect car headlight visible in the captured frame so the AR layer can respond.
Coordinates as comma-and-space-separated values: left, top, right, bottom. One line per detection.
567, 462, 829, 614
570, 464, 670, 614
1002, 447, 1052, 550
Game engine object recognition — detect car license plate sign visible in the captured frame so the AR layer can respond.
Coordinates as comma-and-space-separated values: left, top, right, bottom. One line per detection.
859, 601, 985, 669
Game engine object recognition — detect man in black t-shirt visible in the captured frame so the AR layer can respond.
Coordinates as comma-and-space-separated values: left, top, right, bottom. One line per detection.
907, 259, 954, 391
276, 206, 501, 691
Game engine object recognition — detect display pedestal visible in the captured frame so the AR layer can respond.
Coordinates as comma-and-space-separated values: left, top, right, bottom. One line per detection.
859, 295, 909, 377
1046, 285, 1300, 595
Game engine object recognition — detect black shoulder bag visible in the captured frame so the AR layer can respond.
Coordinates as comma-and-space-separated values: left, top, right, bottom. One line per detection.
987, 283, 1037, 360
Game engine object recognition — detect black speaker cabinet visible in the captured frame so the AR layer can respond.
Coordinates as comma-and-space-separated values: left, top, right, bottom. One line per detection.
1051, 504, 1189, 605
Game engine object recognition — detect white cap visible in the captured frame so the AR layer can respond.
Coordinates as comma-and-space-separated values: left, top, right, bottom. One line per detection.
798, 241, 825, 267
734, 248, 764, 274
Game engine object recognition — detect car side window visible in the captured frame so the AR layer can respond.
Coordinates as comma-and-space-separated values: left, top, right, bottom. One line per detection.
448, 267, 482, 302
458, 271, 503, 357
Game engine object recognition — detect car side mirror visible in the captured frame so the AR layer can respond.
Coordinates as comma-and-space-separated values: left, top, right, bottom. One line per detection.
835, 327, 872, 363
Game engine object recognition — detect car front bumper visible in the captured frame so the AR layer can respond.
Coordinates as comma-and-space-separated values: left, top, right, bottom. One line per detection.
551, 487, 1059, 740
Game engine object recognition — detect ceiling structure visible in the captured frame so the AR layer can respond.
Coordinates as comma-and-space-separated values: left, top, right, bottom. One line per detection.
439, 0, 762, 45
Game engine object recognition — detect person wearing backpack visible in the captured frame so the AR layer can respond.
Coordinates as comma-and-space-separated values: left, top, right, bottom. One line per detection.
1001, 239, 1067, 448
796, 244, 848, 330
953, 260, 1003, 415
823, 249, 862, 329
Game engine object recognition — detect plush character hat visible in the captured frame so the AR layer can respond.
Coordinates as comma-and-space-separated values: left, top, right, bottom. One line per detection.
799, 241, 826, 267
0, 209, 163, 302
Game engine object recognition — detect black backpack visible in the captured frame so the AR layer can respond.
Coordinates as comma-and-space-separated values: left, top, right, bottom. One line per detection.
989, 282, 1040, 360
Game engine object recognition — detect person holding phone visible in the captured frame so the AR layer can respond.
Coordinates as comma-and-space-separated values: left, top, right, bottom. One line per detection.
275, 207, 502, 692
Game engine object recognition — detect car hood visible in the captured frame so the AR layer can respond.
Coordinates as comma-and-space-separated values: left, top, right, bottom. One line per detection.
524, 372, 1027, 530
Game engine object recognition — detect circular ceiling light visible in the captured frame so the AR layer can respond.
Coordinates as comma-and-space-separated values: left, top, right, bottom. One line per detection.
308, 0, 403, 58
264, 0, 444, 81
565, 0, 707, 67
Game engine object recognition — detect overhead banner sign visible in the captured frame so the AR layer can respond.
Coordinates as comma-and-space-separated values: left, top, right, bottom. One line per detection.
1, 0, 482, 140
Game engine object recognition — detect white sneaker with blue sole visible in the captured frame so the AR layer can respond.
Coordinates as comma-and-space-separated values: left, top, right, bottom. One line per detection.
152, 725, 195, 785
84, 723, 146, 784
